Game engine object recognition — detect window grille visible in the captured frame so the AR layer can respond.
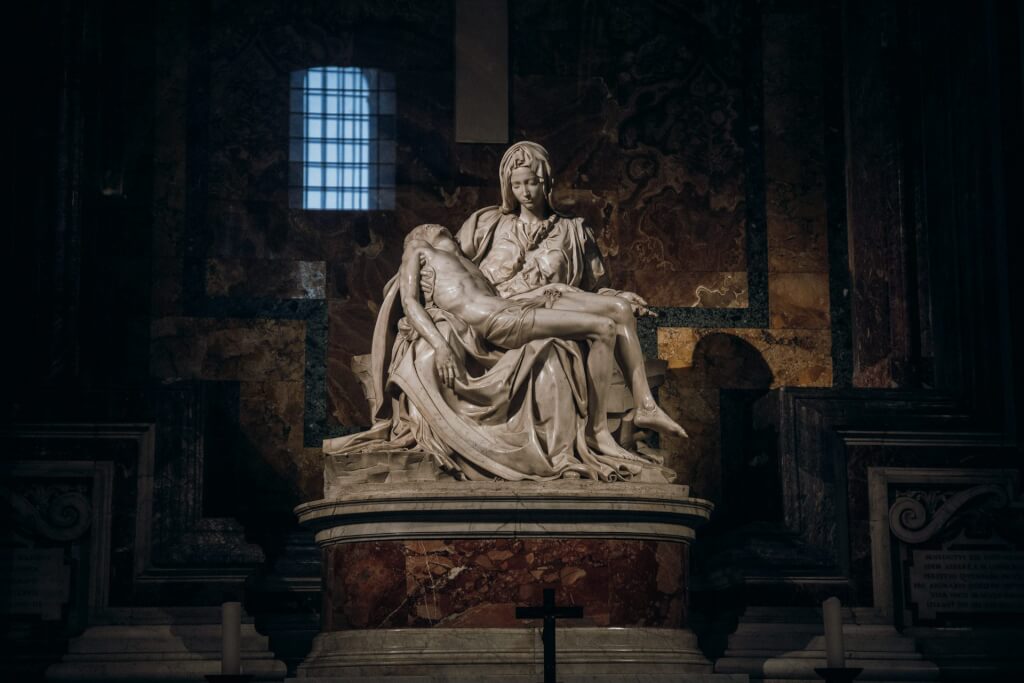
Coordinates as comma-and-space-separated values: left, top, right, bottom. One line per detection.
289, 67, 395, 210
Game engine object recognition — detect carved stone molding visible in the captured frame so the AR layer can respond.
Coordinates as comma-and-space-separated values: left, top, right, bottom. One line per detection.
739, 387, 1009, 588
867, 467, 1019, 619
1, 460, 114, 615
4, 483, 92, 543
1, 419, 263, 596
889, 484, 1011, 545
297, 482, 710, 546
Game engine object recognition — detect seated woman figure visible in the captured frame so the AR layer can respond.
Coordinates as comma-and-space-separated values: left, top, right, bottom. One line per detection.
400, 224, 685, 461
456, 142, 666, 441
324, 142, 682, 484
458, 140, 647, 308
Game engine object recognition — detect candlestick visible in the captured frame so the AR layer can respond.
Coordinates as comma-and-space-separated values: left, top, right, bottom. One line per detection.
222, 601, 241, 675
822, 596, 845, 669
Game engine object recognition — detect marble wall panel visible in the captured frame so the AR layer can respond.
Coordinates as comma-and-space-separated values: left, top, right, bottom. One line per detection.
237, 380, 325, 502
633, 271, 749, 309
769, 272, 830, 329
327, 300, 376, 428
322, 539, 687, 631
206, 259, 326, 299
762, 9, 829, 275
150, 1, 189, 319
641, 2, 834, 502
150, 318, 305, 381
239, 381, 306, 452
145, 0, 841, 513
658, 328, 832, 388
657, 327, 831, 499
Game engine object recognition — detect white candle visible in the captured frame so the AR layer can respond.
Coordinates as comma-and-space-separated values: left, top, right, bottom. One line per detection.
822, 596, 845, 668
222, 601, 241, 675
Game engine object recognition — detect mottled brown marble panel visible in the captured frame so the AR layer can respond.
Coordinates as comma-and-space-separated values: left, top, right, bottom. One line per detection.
237, 381, 326, 500
658, 327, 832, 387
239, 381, 305, 450
656, 327, 832, 500
327, 300, 377, 427
206, 259, 326, 299
769, 272, 830, 329
629, 270, 748, 309
323, 539, 687, 630
150, 318, 305, 381
844, 0, 914, 387
762, 9, 829, 275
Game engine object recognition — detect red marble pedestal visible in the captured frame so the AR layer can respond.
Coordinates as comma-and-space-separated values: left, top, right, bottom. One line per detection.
324, 537, 687, 630
292, 481, 729, 682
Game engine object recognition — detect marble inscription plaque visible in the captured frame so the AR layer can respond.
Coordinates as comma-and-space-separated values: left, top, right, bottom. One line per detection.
0, 548, 70, 620
909, 550, 1024, 619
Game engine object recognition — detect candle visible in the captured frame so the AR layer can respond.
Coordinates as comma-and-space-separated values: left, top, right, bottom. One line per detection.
222, 601, 242, 675
822, 596, 845, 668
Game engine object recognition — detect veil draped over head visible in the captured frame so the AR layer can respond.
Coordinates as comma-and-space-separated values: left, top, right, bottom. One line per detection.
498, 141, 556, 214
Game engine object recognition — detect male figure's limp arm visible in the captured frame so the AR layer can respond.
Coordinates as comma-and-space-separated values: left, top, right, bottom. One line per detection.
399, 242, 464, 388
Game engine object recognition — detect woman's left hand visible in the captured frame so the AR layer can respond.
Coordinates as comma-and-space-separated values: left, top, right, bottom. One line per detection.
615, 290, 656, 317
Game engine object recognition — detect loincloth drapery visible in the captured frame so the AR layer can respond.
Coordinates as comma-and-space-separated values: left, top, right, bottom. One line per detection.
479, 289, 562, 350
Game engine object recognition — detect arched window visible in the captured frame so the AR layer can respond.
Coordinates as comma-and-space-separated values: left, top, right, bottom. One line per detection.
289, 67, 395, 210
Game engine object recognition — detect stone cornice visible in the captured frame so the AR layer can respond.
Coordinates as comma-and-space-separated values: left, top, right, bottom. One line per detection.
295, 482, 712, 545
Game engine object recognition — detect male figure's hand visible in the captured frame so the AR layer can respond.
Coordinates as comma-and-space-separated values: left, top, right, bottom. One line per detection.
433, 341, 465, 388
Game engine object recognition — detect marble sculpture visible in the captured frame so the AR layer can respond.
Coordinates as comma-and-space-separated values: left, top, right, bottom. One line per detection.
325, 141, 686, 483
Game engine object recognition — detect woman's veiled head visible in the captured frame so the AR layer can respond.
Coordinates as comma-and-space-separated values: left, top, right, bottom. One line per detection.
499, 141, 555, 214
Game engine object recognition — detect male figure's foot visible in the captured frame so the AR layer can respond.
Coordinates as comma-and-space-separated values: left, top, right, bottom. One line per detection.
588, 429, 641, 460
587, 430, 654, 463
634, 399, 689, 438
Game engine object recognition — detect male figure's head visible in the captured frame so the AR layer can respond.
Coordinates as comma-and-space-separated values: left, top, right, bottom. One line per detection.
499, 141, 554, 214
404, 224, 457, 251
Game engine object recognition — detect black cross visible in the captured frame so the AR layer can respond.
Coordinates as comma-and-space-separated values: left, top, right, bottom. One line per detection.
516, 588, 584, 683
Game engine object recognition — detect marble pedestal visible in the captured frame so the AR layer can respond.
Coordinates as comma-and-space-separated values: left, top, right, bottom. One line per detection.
293, 481, 741, 682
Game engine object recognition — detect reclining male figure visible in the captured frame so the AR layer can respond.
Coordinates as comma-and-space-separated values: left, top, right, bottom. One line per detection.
399, 223, 687, 462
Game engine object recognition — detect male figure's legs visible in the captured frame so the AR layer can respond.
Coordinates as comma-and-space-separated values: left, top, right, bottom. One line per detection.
516, 308, 636, 458
547, 292, 687, 439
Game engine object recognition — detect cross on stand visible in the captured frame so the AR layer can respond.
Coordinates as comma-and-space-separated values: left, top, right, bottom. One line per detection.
516, 588, 584, 683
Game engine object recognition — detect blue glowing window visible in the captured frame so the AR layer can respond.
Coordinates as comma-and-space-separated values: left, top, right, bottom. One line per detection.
289, 67, 395, 210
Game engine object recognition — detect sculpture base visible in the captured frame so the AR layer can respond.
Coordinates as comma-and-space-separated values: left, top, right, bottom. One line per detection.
293, 628, 748, 681
294, 482, 717, 680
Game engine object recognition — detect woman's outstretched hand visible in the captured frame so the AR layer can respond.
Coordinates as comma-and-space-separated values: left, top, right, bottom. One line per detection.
616, 290, 656, 318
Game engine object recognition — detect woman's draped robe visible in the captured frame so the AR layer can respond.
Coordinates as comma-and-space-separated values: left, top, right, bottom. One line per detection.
323, 207, 673, 482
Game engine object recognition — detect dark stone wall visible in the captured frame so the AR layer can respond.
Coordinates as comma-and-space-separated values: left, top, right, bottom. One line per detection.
3, 0, 1021, 630
140, 0, 808, 509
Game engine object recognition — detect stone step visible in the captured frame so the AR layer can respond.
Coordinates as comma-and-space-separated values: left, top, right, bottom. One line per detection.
716, 608, 939, 681
715, 656, 939, 680
55, 652, 282, 662
46, 610, 288, 682
725, 634, 919, 653
68, 634, 272, 654
47, 659, 286, 682
290, 676, 750, 683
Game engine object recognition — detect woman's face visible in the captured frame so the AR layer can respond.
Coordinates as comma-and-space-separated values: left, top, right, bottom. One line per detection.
510, 166, 547, 213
